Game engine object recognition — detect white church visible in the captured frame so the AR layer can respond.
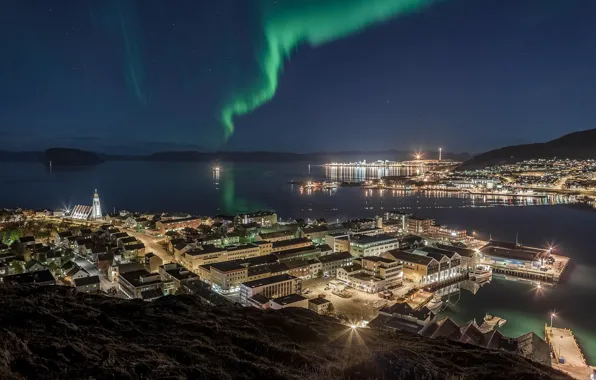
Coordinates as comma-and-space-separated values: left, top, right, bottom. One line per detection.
70, 189, 103, 220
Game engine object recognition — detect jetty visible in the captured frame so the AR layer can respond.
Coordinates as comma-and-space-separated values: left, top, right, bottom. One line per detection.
545, 325, 592, 379
479, 314, 506, 333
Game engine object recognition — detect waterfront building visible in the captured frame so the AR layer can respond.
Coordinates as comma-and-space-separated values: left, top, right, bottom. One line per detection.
480, 241, 549, 268
383, 250, 439, 284
414, 246, 463, 280
428, 224, 467, 241
239, 274, 301, 306
349, 234, 399, 257
436, 244, 478, 270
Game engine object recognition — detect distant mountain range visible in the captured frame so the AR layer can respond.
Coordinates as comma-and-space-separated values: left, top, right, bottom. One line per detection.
0, 148, 470, 166
457, 128, 596, 170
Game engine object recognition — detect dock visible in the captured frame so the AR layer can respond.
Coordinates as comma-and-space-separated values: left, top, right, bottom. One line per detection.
479, 314, 506, 333
545, 325, 592, 379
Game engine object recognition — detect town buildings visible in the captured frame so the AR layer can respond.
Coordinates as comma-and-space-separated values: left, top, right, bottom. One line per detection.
118, 269, 164, 300
239, 274, 301, 306
156, 217, 205, 235
349, 234, 399, 257
408, 216, 433, 235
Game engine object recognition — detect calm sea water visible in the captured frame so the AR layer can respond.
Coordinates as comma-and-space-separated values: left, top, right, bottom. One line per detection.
1, 161, 595, 362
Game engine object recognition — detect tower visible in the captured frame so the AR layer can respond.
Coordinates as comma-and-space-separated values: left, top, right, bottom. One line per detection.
439, 147, 442, 161
92, 189, 102, 220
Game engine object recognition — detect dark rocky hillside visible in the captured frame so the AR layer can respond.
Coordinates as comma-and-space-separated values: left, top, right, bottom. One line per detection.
0, 286, 569, 380
457, 128, 596, 170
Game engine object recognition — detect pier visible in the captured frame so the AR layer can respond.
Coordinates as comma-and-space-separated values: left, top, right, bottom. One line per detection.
545, 326, 593, 379
478, 241, 571, 284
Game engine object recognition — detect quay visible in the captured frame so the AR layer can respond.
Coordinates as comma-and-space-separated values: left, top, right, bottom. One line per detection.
545, 326, 593, 379
478, 240, 570, 284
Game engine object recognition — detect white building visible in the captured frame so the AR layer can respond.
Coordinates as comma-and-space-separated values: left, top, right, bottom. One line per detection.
92, 189, 102, 220
349, 234, 399, 257
239, 274, 301, 306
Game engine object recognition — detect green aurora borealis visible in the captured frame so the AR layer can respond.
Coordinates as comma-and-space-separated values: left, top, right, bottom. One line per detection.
220, 0, 437, 139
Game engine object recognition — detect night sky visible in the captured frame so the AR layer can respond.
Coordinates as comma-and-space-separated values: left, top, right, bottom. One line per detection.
1, 0, 595, 154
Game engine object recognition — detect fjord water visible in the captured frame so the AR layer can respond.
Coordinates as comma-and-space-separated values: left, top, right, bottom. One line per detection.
1, 161, 595, 362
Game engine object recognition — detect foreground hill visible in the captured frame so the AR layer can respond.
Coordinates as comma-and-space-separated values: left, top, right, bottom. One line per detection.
0, 286, 568, 380
457, 128, 596, 170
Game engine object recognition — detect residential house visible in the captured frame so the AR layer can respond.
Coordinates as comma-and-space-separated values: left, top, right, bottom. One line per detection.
118, 269, 163, 299
55, 231, 73, 247
25, 260, 46, 273
309, 298, 332, 315
0, 269, 55, 286
145, 252, 163, 273
158, 263, 198, 292
97, 252, 114, 275
74, 275, 101, 293
65, 265, 90, 283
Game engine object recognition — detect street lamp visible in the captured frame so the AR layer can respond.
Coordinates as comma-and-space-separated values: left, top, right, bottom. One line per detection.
550, 312, 556, 327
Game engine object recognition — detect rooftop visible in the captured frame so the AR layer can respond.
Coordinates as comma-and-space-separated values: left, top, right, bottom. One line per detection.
242, 274, 296, 289
272, 237, 312, 249
249, 293, 270, 305
308, 297, 330, 306
210, 261, 246, 273
480, 241, 549, 262
271, 293, 307, 306
385, 250, 437, 266
74, 275, 100, 287
436, 243, 476, 258
1, 270, 55, 285
119, 269, 161, 287
351, 234, 397, 246
318, 251, 353, 263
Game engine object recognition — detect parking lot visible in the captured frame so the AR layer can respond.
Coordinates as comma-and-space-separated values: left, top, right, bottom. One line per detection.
302, 277, 414, 323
